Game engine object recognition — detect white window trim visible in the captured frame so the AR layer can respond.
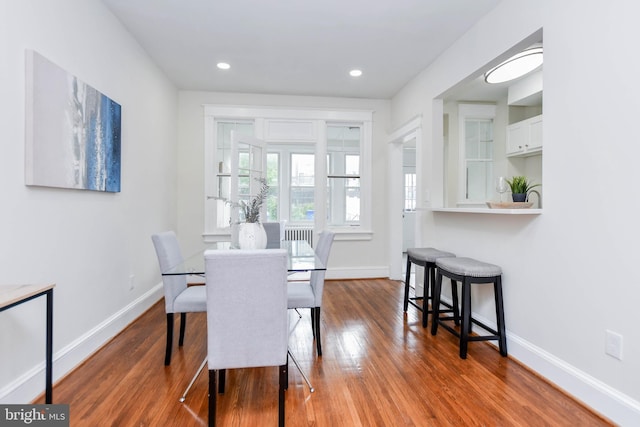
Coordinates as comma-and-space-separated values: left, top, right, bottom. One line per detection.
457, 104, 496, 205
203, 105, 373, 242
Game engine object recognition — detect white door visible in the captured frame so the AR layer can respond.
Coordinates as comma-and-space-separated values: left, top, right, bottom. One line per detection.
402, 143, 416, 252
230, 131, 267, 223
402, 211, 415, 252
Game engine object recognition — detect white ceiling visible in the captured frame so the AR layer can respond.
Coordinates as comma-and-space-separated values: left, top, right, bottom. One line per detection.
101, 0, 502, 99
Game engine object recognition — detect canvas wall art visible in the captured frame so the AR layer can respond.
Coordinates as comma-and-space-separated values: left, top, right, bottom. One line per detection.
25, 50, 122, 192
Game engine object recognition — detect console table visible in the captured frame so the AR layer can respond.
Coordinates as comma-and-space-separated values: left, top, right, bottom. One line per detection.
0, 284, 55, 403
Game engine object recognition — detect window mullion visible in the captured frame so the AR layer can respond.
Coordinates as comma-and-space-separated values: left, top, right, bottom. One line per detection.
315, 122, 327, 233
281, 149, 290, 221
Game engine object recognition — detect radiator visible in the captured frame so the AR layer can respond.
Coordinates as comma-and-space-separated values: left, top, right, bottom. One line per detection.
284, 226, 313, 247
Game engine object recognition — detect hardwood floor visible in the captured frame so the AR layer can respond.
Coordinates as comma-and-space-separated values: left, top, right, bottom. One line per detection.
38, 279, 612, 426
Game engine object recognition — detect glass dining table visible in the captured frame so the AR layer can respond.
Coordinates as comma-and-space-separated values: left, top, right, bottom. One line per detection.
161, 240, 325, 276
163, 239, 323, 400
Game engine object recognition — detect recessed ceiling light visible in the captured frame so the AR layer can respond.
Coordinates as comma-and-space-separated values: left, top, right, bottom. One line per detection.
484, 46, 543, 84
217, 62, 231, 70
349, 69, 362, 77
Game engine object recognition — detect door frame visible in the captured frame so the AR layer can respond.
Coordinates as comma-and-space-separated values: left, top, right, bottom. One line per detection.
387, 116, 422, 280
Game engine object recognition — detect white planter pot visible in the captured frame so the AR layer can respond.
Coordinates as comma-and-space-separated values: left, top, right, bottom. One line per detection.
237, 222, 268, 250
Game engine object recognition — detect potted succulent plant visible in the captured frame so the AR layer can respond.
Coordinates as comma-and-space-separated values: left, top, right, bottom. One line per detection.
506, 176, 540, 202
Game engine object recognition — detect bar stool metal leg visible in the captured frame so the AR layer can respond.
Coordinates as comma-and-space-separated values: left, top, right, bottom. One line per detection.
403, 255, 412, 312
494, 276, 508, 356
451, 280, 460, 326
421, 264, 430, 327
460, 278, 472, 359
431, 272, 443, 336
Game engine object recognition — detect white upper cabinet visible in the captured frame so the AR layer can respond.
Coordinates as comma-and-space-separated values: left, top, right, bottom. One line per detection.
506, 114, 542, 157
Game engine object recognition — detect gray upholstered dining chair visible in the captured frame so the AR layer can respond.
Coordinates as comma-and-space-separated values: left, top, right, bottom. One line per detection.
262, 222, 281, 249
205, 249, 289, 427
287, 230, 335, 356
151, 231, 207, 366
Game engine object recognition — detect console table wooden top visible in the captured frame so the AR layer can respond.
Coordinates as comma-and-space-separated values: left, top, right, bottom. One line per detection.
0, 283, 56, 403
0, 284, 55, 310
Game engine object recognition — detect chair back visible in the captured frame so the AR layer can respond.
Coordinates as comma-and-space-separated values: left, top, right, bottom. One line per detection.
205, 249, 288, 370
152, 231, 188, 313
262, 222, 281, 249
310, 230, 335, 306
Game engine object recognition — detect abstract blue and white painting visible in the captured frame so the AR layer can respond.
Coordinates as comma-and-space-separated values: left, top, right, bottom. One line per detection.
25, 50, 121, 192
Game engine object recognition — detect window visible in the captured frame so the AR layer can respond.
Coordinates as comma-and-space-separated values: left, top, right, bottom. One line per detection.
203, 106, 373, 242
266, 153, 279, 221
213, 121, 255, 228
289, 153, 315, 222
344, 154, 360, 221
458, 104, 495, 203
464, 118, 493, 201
404, 173, 416, 211
327, 125, 361, 226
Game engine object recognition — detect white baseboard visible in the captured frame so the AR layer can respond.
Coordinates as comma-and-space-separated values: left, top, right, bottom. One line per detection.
0, 284, 163, 404
325, 266, 389, 280
439, 297, 640, 426
506, 331, 640, 425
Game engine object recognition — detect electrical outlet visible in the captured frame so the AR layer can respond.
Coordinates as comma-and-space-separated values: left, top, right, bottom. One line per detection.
129, 274, 135, 291
605, 330, 623, 360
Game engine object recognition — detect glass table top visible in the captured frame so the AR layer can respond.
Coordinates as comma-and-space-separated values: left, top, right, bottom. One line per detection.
162, 240, 325, 276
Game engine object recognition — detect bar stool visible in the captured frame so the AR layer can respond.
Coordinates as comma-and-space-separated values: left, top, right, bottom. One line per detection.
431, 257, 507, 359
404, 247, 456, 327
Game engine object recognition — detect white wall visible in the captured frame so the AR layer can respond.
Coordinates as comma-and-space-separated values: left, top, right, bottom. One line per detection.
0, 0, 177, 402
177, 91, 391, 278
392, 0, 640, 424
4, 0, 638, 422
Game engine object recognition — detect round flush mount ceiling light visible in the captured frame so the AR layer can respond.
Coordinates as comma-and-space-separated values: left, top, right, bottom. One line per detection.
349, 69, 363, 77
484, 46, 543, 84
216, 62, 231, 70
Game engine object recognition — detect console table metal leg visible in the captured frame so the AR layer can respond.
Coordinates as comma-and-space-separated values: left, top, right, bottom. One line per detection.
45, 289, 53, 404
0, 285, 55, 404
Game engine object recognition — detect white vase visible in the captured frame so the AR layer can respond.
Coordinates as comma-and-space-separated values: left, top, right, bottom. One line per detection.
237, 222, 268, 250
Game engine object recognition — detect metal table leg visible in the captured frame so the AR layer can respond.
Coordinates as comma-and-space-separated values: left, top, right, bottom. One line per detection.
288, 349, 314, 393
180, 350, 315, 401
179, 357, 207, 402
